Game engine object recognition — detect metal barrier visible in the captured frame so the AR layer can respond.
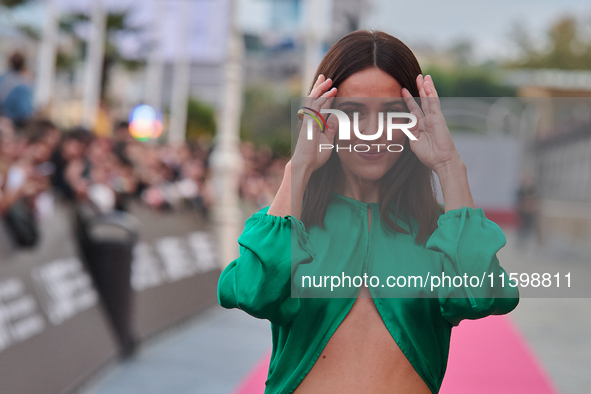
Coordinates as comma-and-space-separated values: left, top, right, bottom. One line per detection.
0, 201, 119, 394
126, 202, 221, 341
0, 198, 221, 394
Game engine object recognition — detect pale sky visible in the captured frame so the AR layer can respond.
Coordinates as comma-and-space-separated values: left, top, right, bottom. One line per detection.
239, 0, 591, 62
7, 0, 591, 63
362, 0, 591, 62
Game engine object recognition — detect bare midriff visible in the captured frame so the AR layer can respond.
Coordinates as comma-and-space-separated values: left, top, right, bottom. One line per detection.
291, 286, 432, 394
292, 207, 432, 394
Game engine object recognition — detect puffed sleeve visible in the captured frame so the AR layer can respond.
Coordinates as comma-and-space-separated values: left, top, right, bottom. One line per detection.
425, 206, 520, 326
217, 206, 316, 326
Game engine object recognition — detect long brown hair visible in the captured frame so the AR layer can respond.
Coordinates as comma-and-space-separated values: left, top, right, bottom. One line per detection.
301, 30, 444, 246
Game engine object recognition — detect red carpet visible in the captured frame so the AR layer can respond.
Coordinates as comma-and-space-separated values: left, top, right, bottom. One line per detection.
234, 350, 271, 394
234, 315, 557, 393
440, 315, 558, 393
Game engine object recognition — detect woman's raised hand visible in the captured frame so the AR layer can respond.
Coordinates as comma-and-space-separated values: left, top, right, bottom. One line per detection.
290, 74, 338, 178
269, 75, 336, 218
401, 74, 462, 175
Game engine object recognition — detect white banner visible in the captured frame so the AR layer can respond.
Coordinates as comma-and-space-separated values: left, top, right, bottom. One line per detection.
57, 0, 231, 63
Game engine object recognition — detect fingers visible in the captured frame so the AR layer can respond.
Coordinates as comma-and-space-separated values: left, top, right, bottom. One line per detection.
303, 86, 336, 118
424, 75, 438, 97
423, 75, 442, 114
320, 87, 338, 141
302, 87, 336, 136
304, 74, 336, 122
401, 87, 423, 141
310, 73, 325, 96
316, 86, 337, 108
401, 87, 421, 142
309, 74, 333, 98
401, 87, 424, 121
324, 113, 338, 141
300, 76, 337, 144
417, 74, 430, 115
303, 75, 334, 121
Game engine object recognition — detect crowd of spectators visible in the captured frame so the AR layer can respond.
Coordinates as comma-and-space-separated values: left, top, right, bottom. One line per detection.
238, 141, 288, 210
0, 49, 287, 250
0, 117, 216, 216
0, 114, 288, 248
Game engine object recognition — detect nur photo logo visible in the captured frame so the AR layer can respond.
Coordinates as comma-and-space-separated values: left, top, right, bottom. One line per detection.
298, 106, 418, 153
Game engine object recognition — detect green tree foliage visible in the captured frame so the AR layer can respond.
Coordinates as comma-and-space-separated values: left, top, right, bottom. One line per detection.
421, 65, 516, 97
506, 15, 591, 70
240, 87, 292, 158
185, 98, 216, 141
0, 0, 27, 8
57, 10, 148, 101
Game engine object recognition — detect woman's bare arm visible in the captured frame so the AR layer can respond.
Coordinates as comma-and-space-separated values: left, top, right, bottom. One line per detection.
267, 161, 312, 220
401, 74, 476, 213
434, 157, 476, 213
267, 74, 337, 220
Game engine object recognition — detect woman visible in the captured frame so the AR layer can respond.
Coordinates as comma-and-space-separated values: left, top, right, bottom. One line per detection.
218, 30, 519, 394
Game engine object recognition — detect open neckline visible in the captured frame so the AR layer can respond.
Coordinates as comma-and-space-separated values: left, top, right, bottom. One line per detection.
331, 191, 381, 209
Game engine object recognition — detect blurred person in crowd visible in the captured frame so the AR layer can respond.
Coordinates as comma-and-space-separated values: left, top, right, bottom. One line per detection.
177, 156, 215, 217
516, 169, 542, 249
111, 158, 137, 211
135, 142, 211, 214
0, 116, 15, 140
0, 51, 33, 129
55, 133, 138, 213
112, 120, 133, 162
0, 123, 53, 248
51, 127, 92, 201
1, 121, 54, 203
84, 138, 118, 212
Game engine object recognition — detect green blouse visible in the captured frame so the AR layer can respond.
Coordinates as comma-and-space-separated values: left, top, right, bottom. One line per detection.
218, 191, 520, 393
